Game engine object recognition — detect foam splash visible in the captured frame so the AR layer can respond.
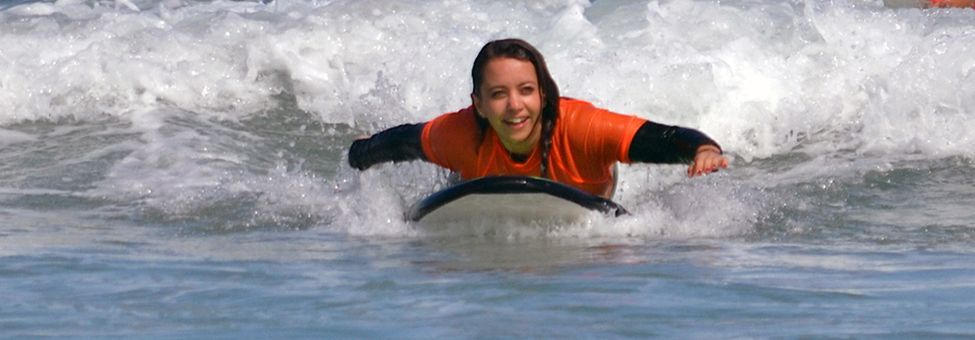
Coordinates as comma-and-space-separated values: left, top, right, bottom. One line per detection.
0, 128, 37, 147
4, 0, 973, 157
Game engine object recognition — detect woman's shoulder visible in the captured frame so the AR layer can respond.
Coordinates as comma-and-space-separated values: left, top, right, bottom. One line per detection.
430, 105, 478, 127
421, 104, 483, 165
424, 104, 482, 145
555, 97, 646, 140
558, 97, 597, 111
558, 97, 615, 122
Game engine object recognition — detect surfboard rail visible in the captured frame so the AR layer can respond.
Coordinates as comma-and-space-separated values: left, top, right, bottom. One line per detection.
405, 176, 629, 222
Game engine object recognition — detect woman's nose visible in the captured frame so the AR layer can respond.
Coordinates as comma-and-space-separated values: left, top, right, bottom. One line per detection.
507, 94, 524, 111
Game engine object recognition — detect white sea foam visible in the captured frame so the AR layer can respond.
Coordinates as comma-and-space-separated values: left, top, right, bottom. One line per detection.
3, 0, 973, 156
0, 128, 37, 147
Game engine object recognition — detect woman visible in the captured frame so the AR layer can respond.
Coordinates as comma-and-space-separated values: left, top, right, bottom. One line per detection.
348, 38, 728, 199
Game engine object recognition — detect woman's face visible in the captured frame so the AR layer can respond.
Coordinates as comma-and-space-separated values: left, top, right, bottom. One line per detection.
472, 57, 544, 156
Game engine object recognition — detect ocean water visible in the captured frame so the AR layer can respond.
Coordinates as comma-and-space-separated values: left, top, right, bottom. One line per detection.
2, 0, 974, 337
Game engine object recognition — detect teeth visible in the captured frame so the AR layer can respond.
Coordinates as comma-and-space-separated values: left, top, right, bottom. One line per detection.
505, 117, 527, 124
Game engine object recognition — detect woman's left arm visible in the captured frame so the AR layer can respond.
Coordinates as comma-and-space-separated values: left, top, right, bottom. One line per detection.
627, 121, 728, 177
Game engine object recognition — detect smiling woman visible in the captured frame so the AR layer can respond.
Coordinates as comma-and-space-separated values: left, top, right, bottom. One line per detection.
348, 38, 728, 199
474, 57, 544, 156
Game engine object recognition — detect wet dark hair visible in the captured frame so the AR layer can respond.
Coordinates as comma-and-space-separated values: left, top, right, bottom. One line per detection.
471, 38, 560, 177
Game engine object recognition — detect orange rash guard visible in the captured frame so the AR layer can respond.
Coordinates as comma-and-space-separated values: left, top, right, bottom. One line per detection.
929, 0, 975, 7
420, 98, 647, 197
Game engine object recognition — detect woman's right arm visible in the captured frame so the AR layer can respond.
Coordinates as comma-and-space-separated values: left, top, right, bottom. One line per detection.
347, 123, 427, 170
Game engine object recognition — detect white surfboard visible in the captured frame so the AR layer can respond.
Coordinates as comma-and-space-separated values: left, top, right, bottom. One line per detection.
405, 176, 628, 223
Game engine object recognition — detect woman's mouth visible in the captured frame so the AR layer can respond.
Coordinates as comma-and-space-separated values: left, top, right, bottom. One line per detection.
504, 117, 529, 128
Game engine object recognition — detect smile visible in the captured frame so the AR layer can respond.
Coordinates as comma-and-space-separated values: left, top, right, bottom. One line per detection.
504, 117, 529, 126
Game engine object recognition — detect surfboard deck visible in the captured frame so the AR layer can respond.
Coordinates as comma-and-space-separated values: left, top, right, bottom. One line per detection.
405, 176, 628, 223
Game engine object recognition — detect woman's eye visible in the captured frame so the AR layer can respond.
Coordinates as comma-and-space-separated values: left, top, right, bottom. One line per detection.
520, 87, 535, 95
491, 91, 505, 99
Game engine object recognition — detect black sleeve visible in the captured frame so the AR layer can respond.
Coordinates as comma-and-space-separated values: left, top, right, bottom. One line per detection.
348, 123, 427, 170
627, 121, 721, 164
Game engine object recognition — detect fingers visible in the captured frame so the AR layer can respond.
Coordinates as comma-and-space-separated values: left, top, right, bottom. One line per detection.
687, 163, 716, 177
687, 154, 729, 177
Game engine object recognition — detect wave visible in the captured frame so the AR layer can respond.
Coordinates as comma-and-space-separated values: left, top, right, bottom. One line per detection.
3, 0, 973, 161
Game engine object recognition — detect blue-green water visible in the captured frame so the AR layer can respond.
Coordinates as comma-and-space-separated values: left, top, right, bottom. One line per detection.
2, 0, 974, 337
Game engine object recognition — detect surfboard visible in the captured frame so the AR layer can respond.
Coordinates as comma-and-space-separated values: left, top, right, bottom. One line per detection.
405, 176, 628, 223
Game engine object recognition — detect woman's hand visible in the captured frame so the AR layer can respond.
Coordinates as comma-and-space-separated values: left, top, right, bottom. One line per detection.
347, 137, 371, 170
688, 145, 728, 177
